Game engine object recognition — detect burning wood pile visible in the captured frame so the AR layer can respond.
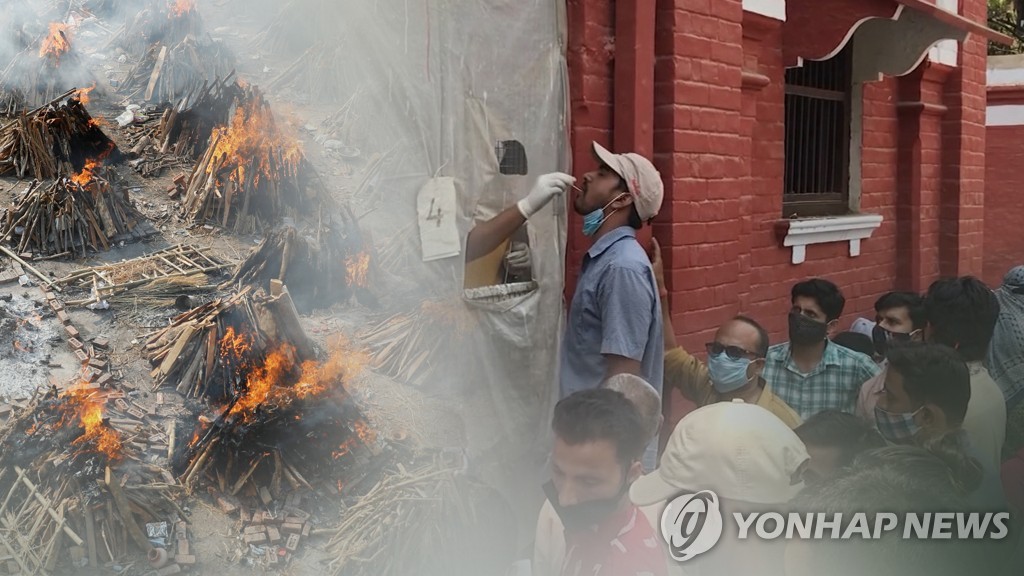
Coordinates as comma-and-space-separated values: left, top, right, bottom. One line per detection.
0, 21, 99, 106
116, 0, 235, 104
0, 382, 183, 573
177, 85, 324, 233
0, 162, 153, 258
225, 220, 372, 313
0, 89, 117, 180
118, 0, 204, 56
123, 75, 243, 176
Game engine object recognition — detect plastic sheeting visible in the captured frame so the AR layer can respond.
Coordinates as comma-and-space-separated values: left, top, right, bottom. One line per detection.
326, 0, 568, 509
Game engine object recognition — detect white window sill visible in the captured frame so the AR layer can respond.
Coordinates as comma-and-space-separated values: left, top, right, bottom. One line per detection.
776, 214, 883, 265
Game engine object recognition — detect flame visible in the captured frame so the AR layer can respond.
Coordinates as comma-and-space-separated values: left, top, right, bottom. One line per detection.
217, 332, 366, 424
345, 252, 371, 288
59, 383, 122, 460
169, 0, 196, 17
39, 23, 71, 63
74, 83, 96, 105
205, 96, 304, 189
72, 158, 101, 187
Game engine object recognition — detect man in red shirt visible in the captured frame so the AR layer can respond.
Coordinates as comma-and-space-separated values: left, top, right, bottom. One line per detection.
538, 388, 668, 576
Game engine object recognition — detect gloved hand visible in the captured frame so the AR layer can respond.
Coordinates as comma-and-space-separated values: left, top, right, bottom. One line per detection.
505, 242, 531, 273
516, 172, 575, 219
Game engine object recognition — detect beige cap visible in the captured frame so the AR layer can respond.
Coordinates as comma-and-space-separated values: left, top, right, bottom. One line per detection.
630, 400, 809, 506
592, 142, 664, 221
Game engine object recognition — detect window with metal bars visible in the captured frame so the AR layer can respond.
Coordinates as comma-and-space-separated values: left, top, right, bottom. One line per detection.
784, 47, 853, 217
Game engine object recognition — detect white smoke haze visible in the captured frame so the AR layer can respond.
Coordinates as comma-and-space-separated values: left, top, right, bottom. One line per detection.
0, 1, 567, 573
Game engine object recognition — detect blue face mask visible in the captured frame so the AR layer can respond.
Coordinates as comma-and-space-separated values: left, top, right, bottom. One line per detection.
706, 352, 754, 393
582, 194, 626, 237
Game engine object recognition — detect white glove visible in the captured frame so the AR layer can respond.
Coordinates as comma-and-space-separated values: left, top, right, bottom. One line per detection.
516, 172, 575, 219
505, 242, 531, 272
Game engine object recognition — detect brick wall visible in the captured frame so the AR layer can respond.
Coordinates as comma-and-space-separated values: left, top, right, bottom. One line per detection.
565, 0, 615, 295
985, 124, 1024, 286
565, 0, 990, 350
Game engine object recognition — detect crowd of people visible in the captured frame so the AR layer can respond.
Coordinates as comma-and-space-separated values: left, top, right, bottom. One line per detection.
468, 143, 1024, 575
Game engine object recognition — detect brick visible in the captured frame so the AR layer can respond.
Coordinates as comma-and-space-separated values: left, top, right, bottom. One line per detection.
74, 349, 88, 363
267, 526, 281, 543
243, 532, 267, 544
45, 291, 55, 301
266, 547, 279, 565
243, 525, 265, 535
96, 372, 112, 386
57, 310, 70, 324
281, 522, 302, 534
92, 337, 109, 350
302, 522, 310, 538
68, 337, 84, 350
65, 325, 79, 339
88, 358, 107, 370
50, 300, 64, 312
285, 533, 299, 551
174, 555, 195, 565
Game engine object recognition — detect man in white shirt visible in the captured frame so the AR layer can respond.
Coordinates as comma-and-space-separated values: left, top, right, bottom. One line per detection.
921, 277, 1006, 472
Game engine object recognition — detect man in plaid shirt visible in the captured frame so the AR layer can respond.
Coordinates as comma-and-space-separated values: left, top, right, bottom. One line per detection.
763, 279, 880, 419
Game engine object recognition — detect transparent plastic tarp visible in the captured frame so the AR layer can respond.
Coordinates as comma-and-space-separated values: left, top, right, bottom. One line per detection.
326, 0, 568, 521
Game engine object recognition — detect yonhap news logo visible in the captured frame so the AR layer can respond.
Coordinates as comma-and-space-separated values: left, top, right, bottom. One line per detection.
660, 490, 1012, 562
659, 490, 724, 562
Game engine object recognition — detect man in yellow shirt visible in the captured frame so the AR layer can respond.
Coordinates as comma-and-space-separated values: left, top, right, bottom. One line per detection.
651, 239, 801, 429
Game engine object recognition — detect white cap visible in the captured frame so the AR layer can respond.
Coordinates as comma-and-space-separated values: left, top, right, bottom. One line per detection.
630, 400, 809, 506
592, 142, 664, 221
850, 318, 877, 338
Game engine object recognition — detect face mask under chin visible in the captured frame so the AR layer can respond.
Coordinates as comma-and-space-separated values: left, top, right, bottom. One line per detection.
582, 194, 627, 237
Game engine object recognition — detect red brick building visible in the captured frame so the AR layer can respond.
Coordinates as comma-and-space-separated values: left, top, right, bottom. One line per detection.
985, 54, 1024, 288
569, 0, 1007, 344
564, 0, 1009, 422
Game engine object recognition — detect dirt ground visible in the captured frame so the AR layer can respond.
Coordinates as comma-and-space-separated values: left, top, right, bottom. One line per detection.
0, 1, 546, 574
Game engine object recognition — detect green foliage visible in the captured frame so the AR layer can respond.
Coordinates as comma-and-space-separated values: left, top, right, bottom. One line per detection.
990, 0, 1024, 55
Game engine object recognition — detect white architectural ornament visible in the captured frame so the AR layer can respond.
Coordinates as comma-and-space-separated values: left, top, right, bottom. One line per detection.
743, 0, 785, 22
781, 214, 884, 265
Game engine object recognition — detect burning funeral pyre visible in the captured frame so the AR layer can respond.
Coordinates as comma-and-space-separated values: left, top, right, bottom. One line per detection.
225, 219, 375, 314
123, 75, 244, 176
142, 286, 383, 509
177, 85, 323, 233
115, 0, 235, 104
0, 89, 118, 180
0, 20, 101, 107
0, 160, 154, 258
0, 381, 182, 574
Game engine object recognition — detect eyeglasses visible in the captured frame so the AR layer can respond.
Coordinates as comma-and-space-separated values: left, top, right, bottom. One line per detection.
705, 342, 760, 360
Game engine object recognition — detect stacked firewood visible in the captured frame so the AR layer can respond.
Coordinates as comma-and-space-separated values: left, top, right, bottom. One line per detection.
177, 85, 323, 233
225, 218, 370, 313
143, 286, 315, 398
116, 0, 205, 56
0, 23, 99, 107
0, 90, 119, 180
0, 167, 150, 257
0, 387, 184, 573
123, 75, 242, 165
119, 34, 235, 104
0, 161, 149, 255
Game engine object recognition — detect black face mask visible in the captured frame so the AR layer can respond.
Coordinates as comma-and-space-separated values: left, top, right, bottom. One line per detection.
788, 311, 828, 346
871, 324, 913, 357
542, 476, 628, 533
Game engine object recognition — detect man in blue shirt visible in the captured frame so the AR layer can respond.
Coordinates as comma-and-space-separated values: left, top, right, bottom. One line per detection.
559, 143, 664, 400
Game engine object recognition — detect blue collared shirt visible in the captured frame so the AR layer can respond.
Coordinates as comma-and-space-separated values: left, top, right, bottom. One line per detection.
560, 227, 664, 398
